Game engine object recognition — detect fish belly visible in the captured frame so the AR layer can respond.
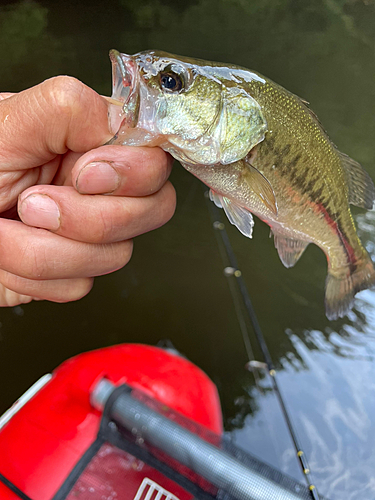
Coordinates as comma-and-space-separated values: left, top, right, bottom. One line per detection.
183, 158, 348, 265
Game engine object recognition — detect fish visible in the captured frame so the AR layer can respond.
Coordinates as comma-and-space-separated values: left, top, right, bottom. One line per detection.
107, 49, 375, 320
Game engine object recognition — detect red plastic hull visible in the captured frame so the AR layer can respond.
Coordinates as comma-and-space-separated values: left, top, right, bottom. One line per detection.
0, 344, 223, 500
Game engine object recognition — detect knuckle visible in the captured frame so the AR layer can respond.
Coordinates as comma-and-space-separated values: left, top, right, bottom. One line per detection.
155, 153, 174, 192
56, 278, 94, 303
24, 243, 50, 279
89, 209, 110, 244
0, 245, 49, 284
127, 148, 171, 194
163, 151, 174, 174
44, 76, 87, 114
145, 150, 173, 190
89, 199, 129, 244
89, 240, 133, 276
158, 182, 177, 225
111, 240, 133, 271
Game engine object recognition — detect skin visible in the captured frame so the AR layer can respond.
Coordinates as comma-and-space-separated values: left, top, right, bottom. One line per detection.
0, 76, 176, 307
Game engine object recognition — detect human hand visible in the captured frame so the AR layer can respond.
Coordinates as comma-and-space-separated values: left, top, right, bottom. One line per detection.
0, 77, 176, 306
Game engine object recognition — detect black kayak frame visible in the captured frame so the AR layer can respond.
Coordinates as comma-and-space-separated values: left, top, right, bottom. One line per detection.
86, 379, 326, 500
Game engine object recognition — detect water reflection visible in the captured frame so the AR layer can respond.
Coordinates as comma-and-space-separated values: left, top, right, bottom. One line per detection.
1, 1, 375, 499
287, 331, 375, 499
230, 326, 375, 498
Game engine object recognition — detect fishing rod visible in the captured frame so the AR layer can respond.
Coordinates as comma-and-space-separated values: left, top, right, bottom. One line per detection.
204, 190, 320, 500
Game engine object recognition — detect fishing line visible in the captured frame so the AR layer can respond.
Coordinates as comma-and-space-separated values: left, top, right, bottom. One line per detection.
204, 189, 320, 500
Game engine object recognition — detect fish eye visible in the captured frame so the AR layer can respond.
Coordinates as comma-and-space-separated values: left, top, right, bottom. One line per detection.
159, 71, 183, 92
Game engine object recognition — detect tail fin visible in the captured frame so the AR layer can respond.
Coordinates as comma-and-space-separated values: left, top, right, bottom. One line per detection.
325, 256, 375, 320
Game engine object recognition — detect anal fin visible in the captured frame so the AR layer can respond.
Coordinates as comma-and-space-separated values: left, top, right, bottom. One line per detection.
209, 190, 254, 238
209, 189, 223, 209
273, 233, 309, 268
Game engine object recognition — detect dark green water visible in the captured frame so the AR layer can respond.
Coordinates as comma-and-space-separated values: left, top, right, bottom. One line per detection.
1, 1, 375, 498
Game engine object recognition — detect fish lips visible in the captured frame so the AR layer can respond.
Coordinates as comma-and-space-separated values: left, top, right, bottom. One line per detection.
108, 50, 140, 135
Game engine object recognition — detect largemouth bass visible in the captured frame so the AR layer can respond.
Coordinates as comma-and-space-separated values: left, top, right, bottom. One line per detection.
107, 49, 375, 320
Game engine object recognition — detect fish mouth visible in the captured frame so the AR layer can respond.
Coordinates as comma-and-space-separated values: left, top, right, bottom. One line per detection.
108, 49, 140, 136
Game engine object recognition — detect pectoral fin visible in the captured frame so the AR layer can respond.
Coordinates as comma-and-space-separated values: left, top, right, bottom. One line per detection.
243, 163, 278, 215
273, 233, 309, 268
209, 190, 254, 238
339, 151, 375, 209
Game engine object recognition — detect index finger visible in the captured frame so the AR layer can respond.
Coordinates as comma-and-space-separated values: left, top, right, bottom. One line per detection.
0, 77, 112, 171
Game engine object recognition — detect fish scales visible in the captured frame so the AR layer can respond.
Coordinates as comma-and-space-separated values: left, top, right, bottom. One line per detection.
216, 76, 370, 280
250, 81, 365, 274
107, 49, 375, 320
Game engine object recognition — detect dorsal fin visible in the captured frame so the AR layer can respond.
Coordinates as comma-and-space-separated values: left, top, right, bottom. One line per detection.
209, 190, 254, 238
338, 151, 375, 209
299, 97, 374, 210
273, 233, 309, 268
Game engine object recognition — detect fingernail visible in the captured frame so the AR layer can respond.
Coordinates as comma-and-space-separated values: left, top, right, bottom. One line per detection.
76, 161, 120, 194
18, 194, 60, 231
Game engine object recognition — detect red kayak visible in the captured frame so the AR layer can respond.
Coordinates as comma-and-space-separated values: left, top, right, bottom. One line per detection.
0, 343, 319, 500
